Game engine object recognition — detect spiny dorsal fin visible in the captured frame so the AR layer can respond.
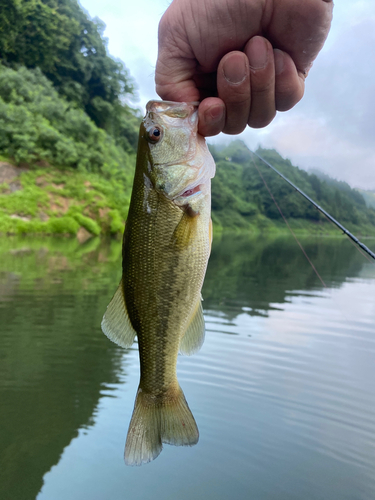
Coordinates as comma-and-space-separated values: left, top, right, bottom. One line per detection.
179, 298, 205, 355
101, 279, 137, 348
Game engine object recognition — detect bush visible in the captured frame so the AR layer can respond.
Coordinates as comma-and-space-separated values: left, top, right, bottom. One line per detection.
0, 64, 136, 177
73, 213, 101, 236
46, 216, 80, 235
108, 209, 124, 234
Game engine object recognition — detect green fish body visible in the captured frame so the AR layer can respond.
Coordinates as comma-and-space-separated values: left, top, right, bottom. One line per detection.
102, 101, 215, 465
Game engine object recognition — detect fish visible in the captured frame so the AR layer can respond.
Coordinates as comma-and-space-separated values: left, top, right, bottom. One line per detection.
101, 100, 216, 466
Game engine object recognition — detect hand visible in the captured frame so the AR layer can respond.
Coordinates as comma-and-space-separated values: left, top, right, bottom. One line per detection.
156, 0, 333, 136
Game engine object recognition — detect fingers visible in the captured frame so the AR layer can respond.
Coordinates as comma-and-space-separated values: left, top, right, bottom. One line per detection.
155, 0, 332, 138
274, 49, 305, 111
197, 98, 226, 137
216, 52, 251, 135
199, 39, 306, 137
210, 37, 278, 135
245, 36, 276, 128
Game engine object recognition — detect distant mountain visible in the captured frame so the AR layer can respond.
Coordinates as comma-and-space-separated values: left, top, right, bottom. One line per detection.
357, 189, 375, 209
208, 140, 375, 235
309, 168, 358, 192
308, 169, 375, 210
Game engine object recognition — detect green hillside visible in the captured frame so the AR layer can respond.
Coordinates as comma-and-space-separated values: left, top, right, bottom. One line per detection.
210, 141, 375, 235
0, 0, 139, 237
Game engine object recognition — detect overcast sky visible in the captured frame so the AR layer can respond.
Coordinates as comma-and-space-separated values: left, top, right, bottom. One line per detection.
79, 0, 375, 190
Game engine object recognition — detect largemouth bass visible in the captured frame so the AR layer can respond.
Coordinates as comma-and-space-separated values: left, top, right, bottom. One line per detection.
101, 100, 215, 466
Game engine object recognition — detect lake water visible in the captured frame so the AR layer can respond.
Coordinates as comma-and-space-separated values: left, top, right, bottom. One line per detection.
0, 234, 374, 500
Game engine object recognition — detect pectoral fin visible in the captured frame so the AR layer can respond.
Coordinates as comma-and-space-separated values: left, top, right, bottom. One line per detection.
172, 211, 199, 251
101, 279, 137, 348
179, 298, 205, 355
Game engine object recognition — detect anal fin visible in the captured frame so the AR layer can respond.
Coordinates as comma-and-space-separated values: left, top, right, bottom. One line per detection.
101, 279, 137, 348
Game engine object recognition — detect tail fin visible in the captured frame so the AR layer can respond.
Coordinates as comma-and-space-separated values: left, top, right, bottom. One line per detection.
124, 385, 199, 466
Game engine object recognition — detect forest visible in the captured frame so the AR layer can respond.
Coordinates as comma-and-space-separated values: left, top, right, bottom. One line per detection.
0, 0, 374, 236
210, 142, 375, 234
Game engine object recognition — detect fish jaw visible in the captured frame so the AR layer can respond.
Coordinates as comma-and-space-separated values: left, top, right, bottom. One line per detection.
141, 100, 216, 206
155, 133, 215, 202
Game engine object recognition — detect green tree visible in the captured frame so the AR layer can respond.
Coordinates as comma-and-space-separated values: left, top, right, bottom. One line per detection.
0, 0, 139, 150
0, 63, 135, 176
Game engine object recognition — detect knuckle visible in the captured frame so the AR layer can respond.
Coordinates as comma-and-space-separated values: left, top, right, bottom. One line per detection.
251, 77, 274, 96
223, 123, 247, 135
275, 75, 304, 111
219, 87, 251, 107
276, 88, 302, 111
223, 110, 248, 134
248, 109, 276, 129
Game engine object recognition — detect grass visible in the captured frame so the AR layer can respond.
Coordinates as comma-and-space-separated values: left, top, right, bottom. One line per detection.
0, 162, 133, 236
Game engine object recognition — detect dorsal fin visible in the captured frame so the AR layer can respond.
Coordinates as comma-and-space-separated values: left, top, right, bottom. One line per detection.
179, 298, 205, 355
101, 279, 137, 348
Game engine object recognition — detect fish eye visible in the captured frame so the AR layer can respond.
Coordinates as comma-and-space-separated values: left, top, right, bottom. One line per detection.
146, 126, 162, 144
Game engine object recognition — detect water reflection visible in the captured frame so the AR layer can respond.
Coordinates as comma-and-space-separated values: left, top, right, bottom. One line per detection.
0, 237, 125, 500
203, 233, 372, 318
0, 234, 374, 500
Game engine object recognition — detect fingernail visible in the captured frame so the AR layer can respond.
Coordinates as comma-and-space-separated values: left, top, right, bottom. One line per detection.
274, 49, 284, 76
248, 37, 268, 70
223, 54, 247, 84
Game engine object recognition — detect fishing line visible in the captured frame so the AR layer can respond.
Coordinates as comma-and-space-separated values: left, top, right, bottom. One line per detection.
345, 236, 374, 263
250, 156, 327, 288
249, 151, 367, 334
251, 151, 375, 262
250, 154, 355, 328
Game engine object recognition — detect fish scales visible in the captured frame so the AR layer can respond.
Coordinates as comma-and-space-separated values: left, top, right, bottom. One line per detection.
102, 100, 215, 465
124, 185, 210, 393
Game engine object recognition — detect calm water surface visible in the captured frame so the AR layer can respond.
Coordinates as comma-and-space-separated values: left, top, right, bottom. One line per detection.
0, 234, 374, 500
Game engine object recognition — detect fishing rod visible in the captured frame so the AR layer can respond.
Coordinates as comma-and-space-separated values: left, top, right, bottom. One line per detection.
251, 150, 375, 262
